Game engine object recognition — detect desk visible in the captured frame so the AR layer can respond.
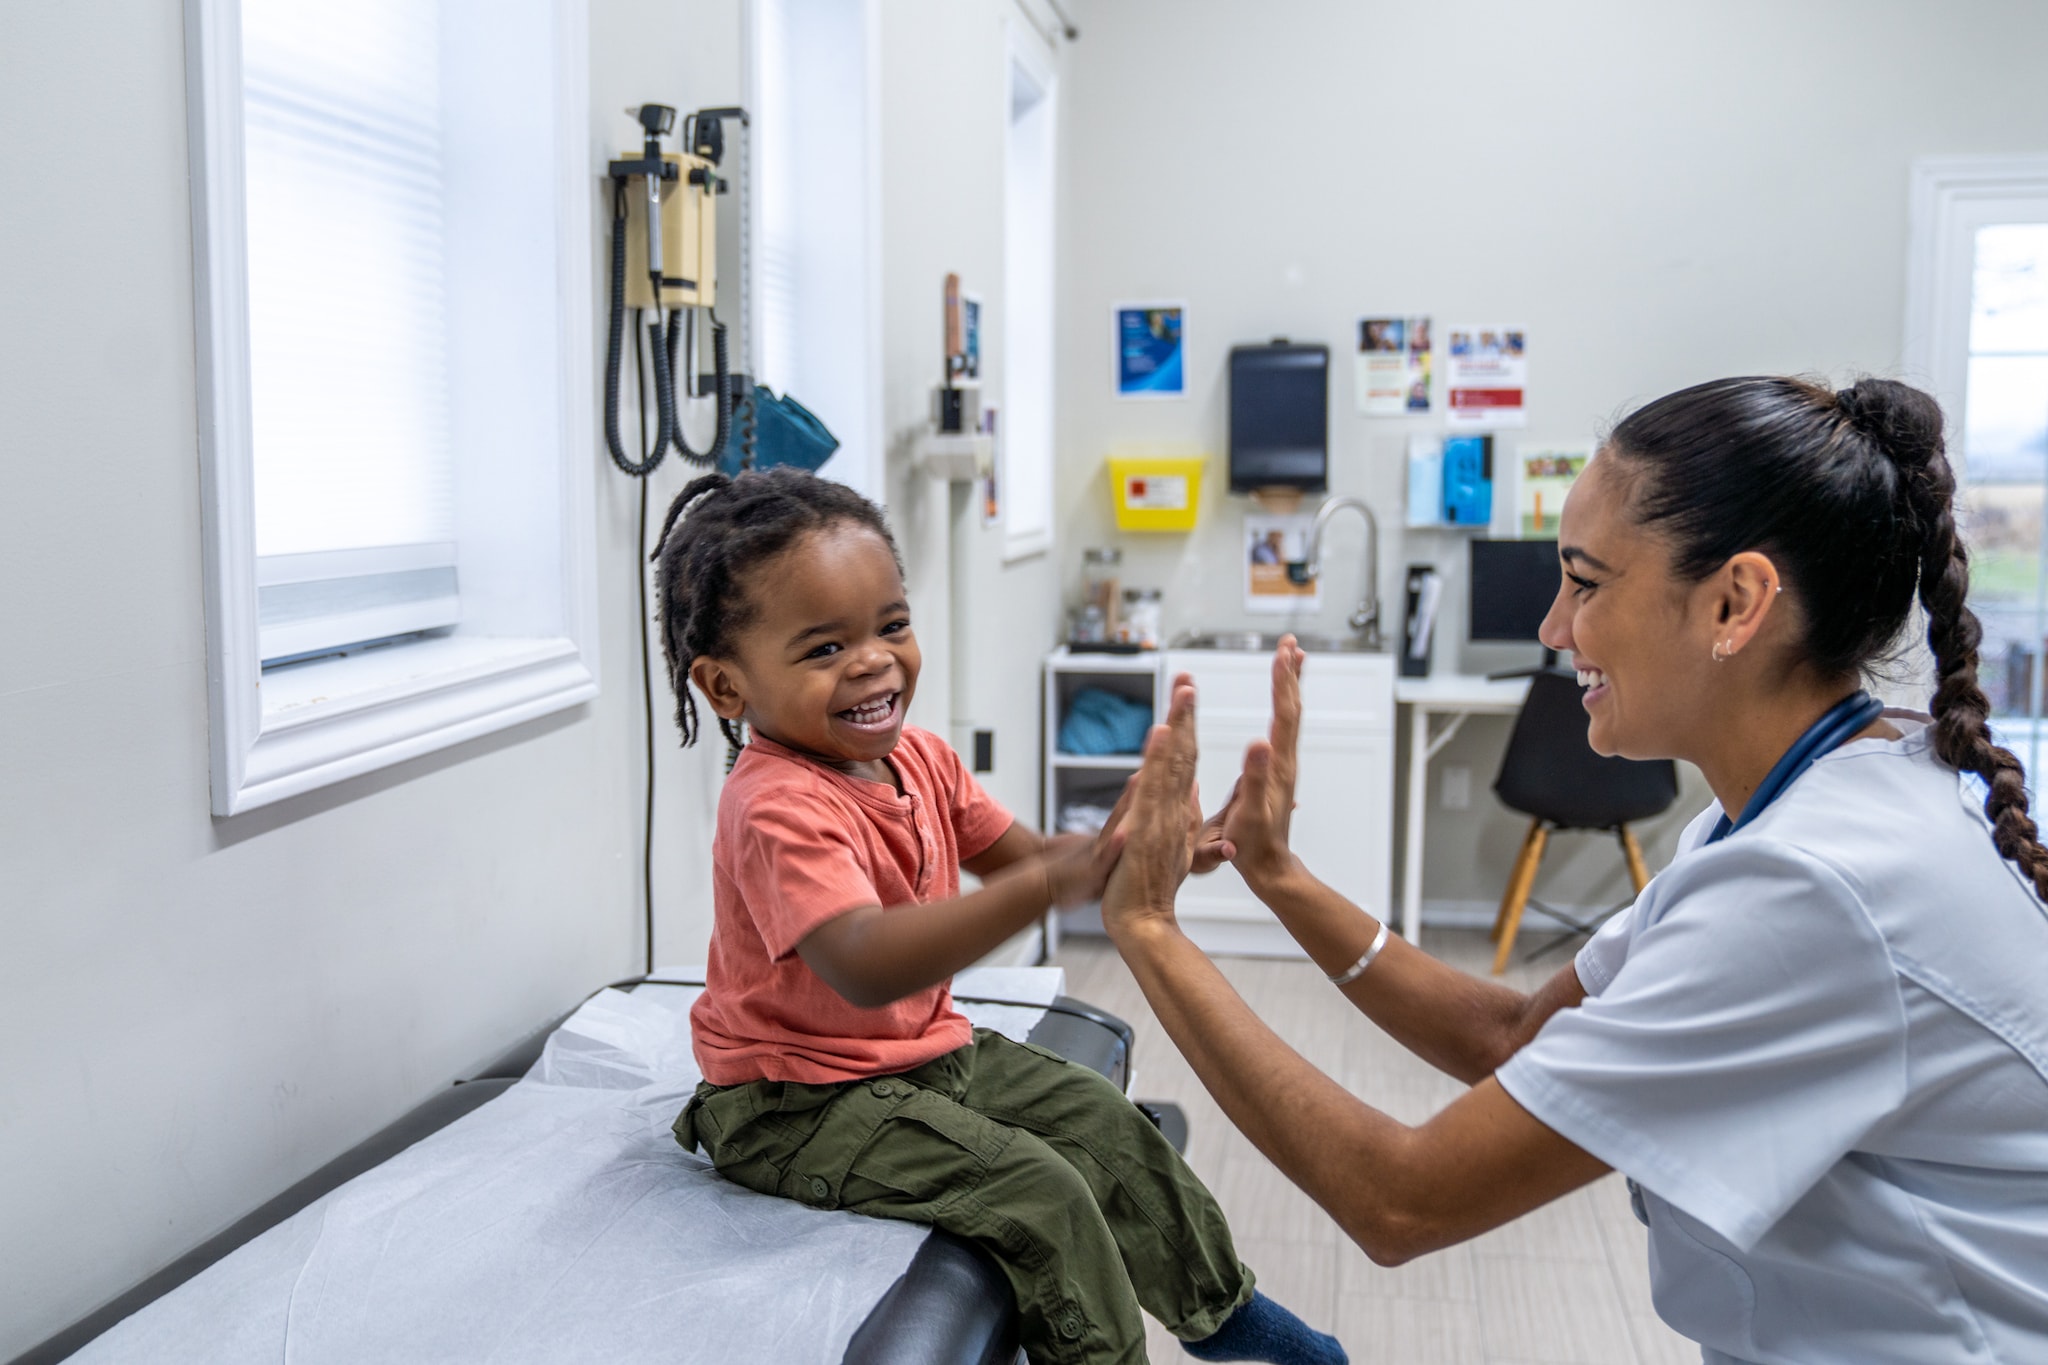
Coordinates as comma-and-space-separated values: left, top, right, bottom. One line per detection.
1393, 674, 1531, 945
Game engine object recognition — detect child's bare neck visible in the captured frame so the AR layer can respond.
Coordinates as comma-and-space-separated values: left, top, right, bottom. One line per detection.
746, 724, 903, 792
835, 755, 901, 791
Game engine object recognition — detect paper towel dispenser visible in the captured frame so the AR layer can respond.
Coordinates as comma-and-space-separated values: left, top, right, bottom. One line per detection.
1228, 340, 1328, 493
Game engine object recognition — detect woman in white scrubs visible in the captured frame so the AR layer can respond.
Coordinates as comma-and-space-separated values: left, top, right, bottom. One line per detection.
1102, 376, 2048, 1364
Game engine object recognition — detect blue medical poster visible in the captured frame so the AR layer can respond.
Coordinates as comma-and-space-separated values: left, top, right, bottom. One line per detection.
1115, 303, 1185, 398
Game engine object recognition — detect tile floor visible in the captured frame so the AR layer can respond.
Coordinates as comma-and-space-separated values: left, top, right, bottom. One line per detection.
1048, 929, 1698, 1365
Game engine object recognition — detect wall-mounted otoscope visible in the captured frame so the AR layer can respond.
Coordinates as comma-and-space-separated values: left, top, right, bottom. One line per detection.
603, 102, 741, 477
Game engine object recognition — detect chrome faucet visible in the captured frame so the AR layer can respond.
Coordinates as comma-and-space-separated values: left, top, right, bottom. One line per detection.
1300, 495, 1382, 650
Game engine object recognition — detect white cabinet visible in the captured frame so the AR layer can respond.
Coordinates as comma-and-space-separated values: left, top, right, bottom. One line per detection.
1164, 649, 1395, 957
1041, 648, 1168, 952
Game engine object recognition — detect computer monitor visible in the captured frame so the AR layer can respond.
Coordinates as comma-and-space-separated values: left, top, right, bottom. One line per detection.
1469, 538, 1561, 672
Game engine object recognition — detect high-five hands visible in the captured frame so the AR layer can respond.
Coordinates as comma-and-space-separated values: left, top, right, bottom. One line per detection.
1221, 635, 1306, 889
1101, 675, 1201, 942
1043, 780, 1134, 908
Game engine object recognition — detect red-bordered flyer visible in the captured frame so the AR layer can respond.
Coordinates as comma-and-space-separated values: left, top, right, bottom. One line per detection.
1445, 324, 1526, 428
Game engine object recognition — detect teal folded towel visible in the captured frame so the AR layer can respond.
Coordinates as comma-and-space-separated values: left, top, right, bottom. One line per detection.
1057, 688, 1154, 755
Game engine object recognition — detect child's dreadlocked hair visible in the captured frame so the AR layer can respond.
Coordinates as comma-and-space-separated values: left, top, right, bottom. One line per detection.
651, 467, 902, 749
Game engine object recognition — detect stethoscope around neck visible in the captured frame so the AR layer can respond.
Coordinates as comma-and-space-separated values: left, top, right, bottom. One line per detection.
1706, 690, 1887, 844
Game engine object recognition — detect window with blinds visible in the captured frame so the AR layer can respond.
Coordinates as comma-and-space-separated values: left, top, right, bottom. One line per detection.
750, 0, 878, 500
242, 1, 459, 665
1003, 38, 1057, 560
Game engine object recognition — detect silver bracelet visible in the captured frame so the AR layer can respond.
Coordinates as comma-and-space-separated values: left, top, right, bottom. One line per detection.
1327, 921, 1391, 986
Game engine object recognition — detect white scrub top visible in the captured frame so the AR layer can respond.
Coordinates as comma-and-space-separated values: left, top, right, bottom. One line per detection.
1496, 719, 2048, 1365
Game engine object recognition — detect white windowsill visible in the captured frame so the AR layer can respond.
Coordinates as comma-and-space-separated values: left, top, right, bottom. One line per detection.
237, 636, 595, 812
1003, 528, 1052, 564
187, 0, 596, 817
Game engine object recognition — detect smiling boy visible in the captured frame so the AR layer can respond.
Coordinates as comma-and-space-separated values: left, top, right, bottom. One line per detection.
651, 470, 1346, 1365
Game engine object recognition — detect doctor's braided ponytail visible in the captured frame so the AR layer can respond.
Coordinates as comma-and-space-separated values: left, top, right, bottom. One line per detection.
1838, 380, 2048, 898
650, 467, 901, 749
1609, 375, 2048, 900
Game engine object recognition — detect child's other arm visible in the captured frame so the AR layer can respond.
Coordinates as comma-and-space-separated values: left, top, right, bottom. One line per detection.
961, 820, 1080, 878
797, 820, 1124, 1009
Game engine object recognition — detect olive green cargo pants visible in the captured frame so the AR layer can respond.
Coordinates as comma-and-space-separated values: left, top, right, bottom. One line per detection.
675, 1028, 1253, 1365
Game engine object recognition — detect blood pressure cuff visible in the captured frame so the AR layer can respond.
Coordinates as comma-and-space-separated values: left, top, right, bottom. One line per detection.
723, 386, 840, 477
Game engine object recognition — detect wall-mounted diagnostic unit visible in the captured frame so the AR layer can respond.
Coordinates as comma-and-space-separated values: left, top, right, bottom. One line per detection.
1228, 341, 1328, 492
603, 103, 742, 478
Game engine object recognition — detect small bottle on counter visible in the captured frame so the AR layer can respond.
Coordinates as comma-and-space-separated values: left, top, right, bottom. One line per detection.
1119, 587, 1163, 649
1072, 602, 1107, 645
1080, 546, 1122, 640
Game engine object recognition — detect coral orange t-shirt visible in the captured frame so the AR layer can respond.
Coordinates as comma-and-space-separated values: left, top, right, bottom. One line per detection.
690, 727, 1017, 1085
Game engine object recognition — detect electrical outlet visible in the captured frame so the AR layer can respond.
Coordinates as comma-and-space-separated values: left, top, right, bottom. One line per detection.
1441, 764, 1472, 811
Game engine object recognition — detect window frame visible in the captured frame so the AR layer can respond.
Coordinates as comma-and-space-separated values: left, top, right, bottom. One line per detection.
743, 0, 886, 504
1000, 21, 1058, 563
1904, 154, 2048, 770
1903, 154, 2048, 447
186, 0, 599, 816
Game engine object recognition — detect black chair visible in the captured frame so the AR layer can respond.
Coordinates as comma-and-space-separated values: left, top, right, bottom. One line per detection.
1488, 668, 1679, 974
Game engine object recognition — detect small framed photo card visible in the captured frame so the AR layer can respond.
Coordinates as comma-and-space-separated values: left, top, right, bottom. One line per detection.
1114, 302, 1186, 399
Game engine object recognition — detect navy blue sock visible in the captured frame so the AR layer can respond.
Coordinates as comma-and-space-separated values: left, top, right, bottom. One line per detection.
1182, 1290, 1347, 1364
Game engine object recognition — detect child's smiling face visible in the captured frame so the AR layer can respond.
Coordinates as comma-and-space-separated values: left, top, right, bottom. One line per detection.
690, 522, 920, 780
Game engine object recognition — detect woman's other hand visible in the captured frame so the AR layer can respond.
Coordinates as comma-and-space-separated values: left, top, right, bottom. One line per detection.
1102, 678, 1200, 943
1225, 635, 1306, 889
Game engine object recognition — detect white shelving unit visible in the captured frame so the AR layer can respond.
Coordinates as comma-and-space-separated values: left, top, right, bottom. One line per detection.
1042, 647, 1166, 952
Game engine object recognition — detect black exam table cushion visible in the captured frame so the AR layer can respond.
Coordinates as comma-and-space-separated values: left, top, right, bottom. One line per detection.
15, 982, 1164, 1365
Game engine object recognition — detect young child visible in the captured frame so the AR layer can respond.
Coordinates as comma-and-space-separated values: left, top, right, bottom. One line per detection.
653, 469, 1345, 1365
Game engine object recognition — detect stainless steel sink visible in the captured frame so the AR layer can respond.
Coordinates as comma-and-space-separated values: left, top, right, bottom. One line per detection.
1170, 631, 1382, 654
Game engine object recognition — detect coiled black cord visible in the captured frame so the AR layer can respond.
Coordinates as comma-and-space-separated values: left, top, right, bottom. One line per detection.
604, 188, 672, 477
665, 316, 731, 468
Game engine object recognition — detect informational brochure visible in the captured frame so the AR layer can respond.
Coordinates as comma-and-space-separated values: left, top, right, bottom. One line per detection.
1445, 324, 1527, 428
1115, 303, 1186, 398
1244, 513, 1320, 614
1355, 316, 1433, 415
1405, 434, 1444, 528
979, 407, 1001, 527
1513, 443, 1591, 537
961, 293, 983, 379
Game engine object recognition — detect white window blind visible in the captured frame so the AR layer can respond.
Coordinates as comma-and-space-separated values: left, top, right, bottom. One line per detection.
750, 0, 879, 500
243, 0, 459, 663
1003, 39, 1056, 560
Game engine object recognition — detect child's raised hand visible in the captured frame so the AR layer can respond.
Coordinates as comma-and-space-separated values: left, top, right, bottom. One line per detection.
1042, 823, 1126, 908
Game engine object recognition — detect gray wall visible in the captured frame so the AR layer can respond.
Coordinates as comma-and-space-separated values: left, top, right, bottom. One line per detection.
1053, 0, 2048, 915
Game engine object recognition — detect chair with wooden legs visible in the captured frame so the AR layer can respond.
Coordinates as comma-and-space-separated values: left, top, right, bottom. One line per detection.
1488, 668, 1679, 975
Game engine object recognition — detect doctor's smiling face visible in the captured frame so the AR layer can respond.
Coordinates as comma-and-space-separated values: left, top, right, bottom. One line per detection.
1540, 454, 1724, 760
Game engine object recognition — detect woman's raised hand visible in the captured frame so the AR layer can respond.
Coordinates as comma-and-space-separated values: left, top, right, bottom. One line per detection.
1223, 635, 1306, 888
1100, 677, 1201, 943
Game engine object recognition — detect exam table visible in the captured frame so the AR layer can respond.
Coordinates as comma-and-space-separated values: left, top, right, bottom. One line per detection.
17, 969, 1183, 1365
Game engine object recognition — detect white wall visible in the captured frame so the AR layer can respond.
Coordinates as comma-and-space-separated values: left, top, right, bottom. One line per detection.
877, 1, 1066, 833
1055, 0, 2048, 916
0, 2, 737, 1352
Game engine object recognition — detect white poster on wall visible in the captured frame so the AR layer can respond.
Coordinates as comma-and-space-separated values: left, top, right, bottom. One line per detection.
1445, 324, 1527, 427
1355, 316, 1433, 415
1244, 513, 1320, 614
